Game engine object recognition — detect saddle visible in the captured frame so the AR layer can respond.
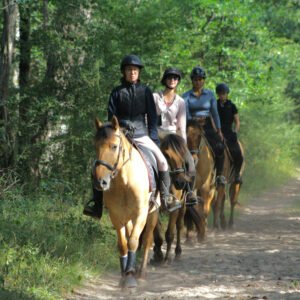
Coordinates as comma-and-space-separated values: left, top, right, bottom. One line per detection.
121, 128, 158, 192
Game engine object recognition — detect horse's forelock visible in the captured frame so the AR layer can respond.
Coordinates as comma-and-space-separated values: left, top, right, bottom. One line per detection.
161, 134, 187, 162
95, 123, 116, 141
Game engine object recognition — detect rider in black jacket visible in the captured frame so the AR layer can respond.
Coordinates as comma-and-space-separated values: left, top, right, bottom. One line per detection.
83, 55, 181, 219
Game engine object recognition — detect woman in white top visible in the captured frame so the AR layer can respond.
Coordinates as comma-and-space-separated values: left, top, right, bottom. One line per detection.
153, 68, 197, 206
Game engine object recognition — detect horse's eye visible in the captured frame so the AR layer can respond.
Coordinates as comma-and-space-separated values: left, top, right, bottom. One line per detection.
111, 144, 118, 151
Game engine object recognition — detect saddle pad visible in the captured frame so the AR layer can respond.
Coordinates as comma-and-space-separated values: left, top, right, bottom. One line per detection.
135, 144, 158, 192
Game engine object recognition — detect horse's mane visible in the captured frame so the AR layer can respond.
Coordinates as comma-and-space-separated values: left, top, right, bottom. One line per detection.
187, 119, 202, 130
160, 134, 188, 163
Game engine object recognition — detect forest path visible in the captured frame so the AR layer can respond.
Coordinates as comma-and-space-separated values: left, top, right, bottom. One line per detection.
69, 175, 300, 300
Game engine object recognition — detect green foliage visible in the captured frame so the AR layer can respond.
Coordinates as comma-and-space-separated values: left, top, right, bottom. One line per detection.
0, 178, 118, 299
0, 0, 299, 298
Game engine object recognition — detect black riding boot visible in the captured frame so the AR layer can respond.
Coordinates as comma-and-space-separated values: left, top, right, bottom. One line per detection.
185, 175, 198, 206
159, 171, 181, 212
83, 188, 103, 219
215, 154, 226, 187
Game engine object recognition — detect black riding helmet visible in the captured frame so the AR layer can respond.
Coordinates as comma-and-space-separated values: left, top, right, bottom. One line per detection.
161, 67, 182, 85
120, 54, 144, 71
190, 66, 206, 79
216, 83, 230, 94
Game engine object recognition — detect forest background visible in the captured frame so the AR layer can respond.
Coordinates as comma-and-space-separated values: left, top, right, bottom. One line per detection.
0, 0, 299, 299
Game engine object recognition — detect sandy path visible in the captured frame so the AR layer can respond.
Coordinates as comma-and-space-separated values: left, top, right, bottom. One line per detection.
69, 176, 300, 300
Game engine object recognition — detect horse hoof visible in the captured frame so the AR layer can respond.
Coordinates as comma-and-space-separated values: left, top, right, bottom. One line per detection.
124, 274, 138, 288
184, 239, 195, 246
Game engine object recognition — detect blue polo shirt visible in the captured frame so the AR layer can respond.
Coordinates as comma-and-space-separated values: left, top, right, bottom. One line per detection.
182, 88, 221, 129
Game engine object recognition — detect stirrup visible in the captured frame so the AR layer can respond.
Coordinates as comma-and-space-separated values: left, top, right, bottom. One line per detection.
163, 194, 182, 212
83, 199, 102, 219
185, 191, 198, 206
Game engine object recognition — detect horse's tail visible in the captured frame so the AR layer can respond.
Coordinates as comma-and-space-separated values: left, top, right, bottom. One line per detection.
184, 206, 202, 232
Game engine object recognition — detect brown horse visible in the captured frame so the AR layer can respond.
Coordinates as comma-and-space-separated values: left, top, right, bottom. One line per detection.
186, 119, 219, 242
92, 116, 159, 288
152, 134, 190, 263
213, 141, 245, 229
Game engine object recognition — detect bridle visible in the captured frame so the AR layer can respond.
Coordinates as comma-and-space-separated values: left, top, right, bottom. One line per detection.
93, 132, 132, 179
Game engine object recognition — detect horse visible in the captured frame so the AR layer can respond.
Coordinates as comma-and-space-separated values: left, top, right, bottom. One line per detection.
212, 141, 245, 229
186, 119, 219, 242
152, 134, 190, 263
92, 116, 159, 288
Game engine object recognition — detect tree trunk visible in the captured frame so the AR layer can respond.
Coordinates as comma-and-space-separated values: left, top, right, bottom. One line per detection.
0, 0, 18, 168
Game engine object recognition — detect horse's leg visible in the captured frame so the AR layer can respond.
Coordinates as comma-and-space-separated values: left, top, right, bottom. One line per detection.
220, 191, 227, 230
184, 206, 195, 245
123, 211, 148, 287
175, 205, 185, 260
213, 185, 225, 229
115, 226, 129, 288
229, 183, 241, 228
165, 209, 179, 263
197, 188, 214, 242
139, 210, 159, 279
152, 218, 164, 264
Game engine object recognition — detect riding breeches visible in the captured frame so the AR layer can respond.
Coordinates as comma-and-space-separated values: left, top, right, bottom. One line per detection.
224, 131, 244, 174
203, 120, 225, 176
134, 135, 169, 171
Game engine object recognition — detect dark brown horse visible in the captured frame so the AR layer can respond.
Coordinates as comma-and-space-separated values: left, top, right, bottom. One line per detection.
92, 116, 159, 288
152, 134, 190, 263
213, 141, 245, 229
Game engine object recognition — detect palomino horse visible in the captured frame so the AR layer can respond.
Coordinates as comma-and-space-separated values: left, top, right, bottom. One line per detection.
152, 134, 190, 263
213, 141, 245, 229
92, 116, 159, 288
186, 119, 218, 242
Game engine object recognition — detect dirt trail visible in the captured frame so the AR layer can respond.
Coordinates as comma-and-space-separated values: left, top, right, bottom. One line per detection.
69, 176, 300, 300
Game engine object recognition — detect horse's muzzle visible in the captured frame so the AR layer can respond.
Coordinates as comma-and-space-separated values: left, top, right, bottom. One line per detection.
93, 175, 111, 191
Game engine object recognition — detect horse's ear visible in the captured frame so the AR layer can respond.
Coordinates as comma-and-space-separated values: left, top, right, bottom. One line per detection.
95, 118, 103, 129
111, 115, 120, 130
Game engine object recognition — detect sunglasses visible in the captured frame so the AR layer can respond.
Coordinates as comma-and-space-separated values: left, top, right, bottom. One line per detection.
166, 75, 179, 81
192, 77, 205, 82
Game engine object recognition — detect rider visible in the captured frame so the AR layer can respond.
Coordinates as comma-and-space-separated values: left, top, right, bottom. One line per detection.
153, 67, 198, 206
182, 66, 226, 187
83, 55, 181, 218
216, 83, 244, 184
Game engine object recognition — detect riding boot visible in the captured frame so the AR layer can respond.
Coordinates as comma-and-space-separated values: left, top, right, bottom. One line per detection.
234, 164, 243, 184
185, 175, 198, 206
83, 188, 103, 219
159, 171, 181, 212
125, 251, 136, 274
215, 154, 226, 187
120, 255, 128, 276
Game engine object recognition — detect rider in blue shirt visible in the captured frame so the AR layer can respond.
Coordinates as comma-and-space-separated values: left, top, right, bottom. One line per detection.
183, 66, 226, 186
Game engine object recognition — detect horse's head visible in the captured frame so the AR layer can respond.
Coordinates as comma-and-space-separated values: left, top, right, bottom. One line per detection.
92, 116, 124, 191
160, 134, 190, 190
187, 119, 204, 163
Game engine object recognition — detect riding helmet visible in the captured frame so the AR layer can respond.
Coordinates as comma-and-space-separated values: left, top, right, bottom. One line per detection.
161, 67, 182, 85
190, 66, 206, 79
216, 83, 230, 94
120, 54, 144, 71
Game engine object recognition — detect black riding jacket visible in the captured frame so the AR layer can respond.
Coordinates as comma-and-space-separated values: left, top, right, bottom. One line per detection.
108, 79, 160, 145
